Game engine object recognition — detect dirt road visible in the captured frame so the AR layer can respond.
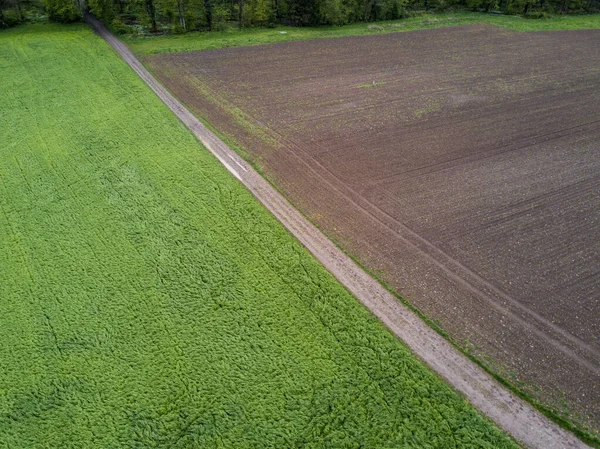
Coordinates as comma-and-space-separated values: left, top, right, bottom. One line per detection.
85, 15, 592, 449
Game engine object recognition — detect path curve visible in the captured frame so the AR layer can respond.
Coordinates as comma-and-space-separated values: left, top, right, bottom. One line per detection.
85, 14, 591, 449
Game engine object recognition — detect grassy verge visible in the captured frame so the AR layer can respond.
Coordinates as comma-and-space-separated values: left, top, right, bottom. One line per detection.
0, 24, 522, 447
123, 12, 600, 55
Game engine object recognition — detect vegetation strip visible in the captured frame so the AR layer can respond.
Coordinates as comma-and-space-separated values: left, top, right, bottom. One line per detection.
86, 15, 592, 449
124, 12, 600, 55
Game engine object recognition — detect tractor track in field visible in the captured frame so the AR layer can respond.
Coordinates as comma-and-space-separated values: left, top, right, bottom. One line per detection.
86, 14, 592, 449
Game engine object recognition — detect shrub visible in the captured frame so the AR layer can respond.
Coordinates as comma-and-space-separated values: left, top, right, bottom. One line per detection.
111, 16, 133, 33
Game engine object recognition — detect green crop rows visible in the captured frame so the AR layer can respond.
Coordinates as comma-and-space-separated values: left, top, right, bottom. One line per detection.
0, 24, 518, 448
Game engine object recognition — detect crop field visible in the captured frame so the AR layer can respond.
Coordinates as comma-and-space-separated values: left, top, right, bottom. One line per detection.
0, 25, 524, 447
144, 24, 600, 435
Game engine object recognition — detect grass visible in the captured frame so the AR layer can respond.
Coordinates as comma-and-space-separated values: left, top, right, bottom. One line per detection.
0, 23, 522, 447
123, 12, 600, 55
359, 81, 386, 88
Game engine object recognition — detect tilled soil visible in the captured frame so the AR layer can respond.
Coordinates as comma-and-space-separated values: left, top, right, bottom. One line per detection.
145, 24, 600, 433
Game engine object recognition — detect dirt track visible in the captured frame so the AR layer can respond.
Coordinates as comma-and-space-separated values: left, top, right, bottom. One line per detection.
144, 24, 600, 435
86, 15, 596, 447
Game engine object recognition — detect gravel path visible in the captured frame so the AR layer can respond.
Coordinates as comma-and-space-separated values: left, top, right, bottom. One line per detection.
85, 14, 591, 449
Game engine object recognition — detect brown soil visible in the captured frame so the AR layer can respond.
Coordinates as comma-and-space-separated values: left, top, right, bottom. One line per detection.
144, 24, 600, 434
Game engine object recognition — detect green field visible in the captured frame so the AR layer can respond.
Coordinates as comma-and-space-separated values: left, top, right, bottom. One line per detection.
124, 12, 600, 55
0, 24, 522, 447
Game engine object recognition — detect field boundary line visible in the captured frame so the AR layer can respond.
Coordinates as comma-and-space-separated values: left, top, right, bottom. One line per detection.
85, 14, 591, 449
212, 96, 600, 370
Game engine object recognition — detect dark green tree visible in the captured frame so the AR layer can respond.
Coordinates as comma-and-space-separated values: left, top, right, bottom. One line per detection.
0, 0, 6, 27
203, 0, 211, 28
88, 0, 114, 20
44, 0, 81, 21
288, 0, 316, 24
145, 0, 157, 30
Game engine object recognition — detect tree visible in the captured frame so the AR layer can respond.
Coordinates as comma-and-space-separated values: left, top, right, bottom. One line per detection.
176, 0, 187, 29
244, 0, 272, 24
319, 0, 346, 24
44, 0, 81, 21
33, 0, 600, 33
288, 0, 316, 25
204, 0, 212, 29
0, 0, 6, 27
145, 0, 157, 31
12, 0, 22, 21
88, 0, 114, 20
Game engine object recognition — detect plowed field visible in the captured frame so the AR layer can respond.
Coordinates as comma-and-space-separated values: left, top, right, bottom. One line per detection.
145, 24, 600, 432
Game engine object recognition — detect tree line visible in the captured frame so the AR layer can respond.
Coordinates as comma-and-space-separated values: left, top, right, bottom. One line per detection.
1, 0, 598, 32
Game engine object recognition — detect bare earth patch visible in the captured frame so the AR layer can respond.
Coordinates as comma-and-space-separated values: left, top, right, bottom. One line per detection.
144, 24, 600, 433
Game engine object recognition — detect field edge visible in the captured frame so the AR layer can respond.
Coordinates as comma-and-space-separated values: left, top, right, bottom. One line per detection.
134, 26, 600, 445
85, 17, 600, 448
